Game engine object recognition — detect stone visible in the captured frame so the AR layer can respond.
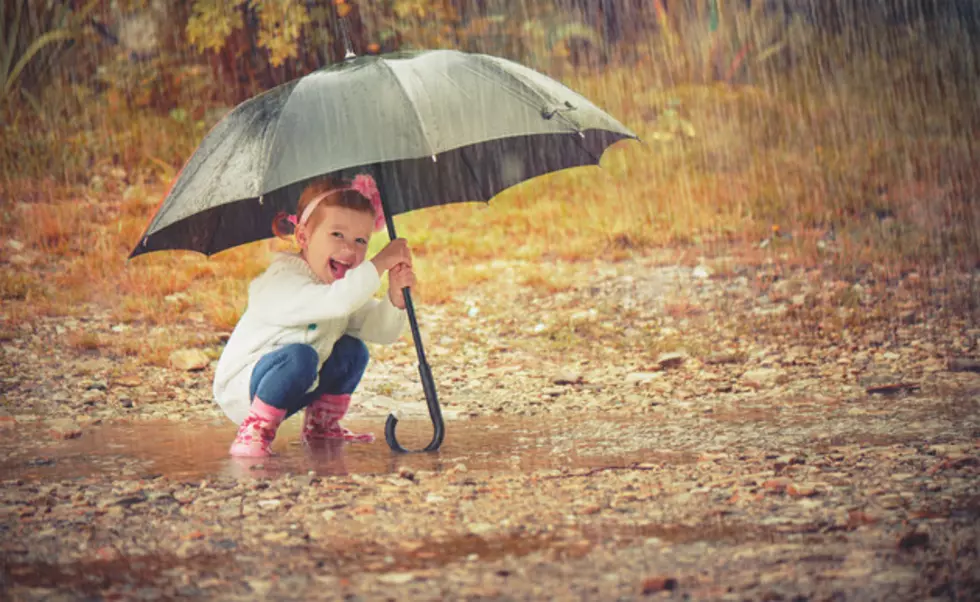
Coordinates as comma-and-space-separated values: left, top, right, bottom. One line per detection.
169, 349, 210, 371
246, 579, 273, 596
877, 494, 904, 509
787, 483, 817, 497
705, 352, 740, 365
947, 357, 980, 373
742, 368, 784, 389
81, 389, 105, 404
552, 370, 583, 385
897, 530, 929, 550
692, 265, 712, 279
656, 352, 687, 370
625, 372, 662, 385
467, 522, 495, 535
762, 478, 791, 493
47, 419, 82, 440
378, 572, 416, 585
114, 376, 142, 387
641, 576, 678, 594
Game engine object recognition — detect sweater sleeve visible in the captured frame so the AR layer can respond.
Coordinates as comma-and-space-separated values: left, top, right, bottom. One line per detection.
345, 297, 408, 344
248, 258, 382, 327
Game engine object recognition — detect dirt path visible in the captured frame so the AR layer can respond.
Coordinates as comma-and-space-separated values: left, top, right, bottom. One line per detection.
2, 252, 979, 600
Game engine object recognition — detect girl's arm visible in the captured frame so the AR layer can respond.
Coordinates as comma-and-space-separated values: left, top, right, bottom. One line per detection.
249, 259, 381, 327
345, 297, 407, 344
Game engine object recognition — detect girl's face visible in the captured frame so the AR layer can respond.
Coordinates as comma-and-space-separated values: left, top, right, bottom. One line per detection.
297, 205, 374, 284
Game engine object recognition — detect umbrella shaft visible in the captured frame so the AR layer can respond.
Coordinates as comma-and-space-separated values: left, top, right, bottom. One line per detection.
402, 289, 431, 369
375, 165, 444, 452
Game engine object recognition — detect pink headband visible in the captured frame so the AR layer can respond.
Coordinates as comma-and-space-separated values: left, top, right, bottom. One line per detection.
287, 174, 385, 232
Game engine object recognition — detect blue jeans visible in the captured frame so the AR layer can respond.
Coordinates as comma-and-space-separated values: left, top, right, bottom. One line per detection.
249, 336, 369, 417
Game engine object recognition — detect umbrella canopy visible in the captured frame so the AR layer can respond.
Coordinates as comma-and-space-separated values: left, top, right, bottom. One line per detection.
131, 49, 636, 258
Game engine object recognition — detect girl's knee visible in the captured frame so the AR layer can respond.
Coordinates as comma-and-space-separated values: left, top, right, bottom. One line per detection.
280, 343, 320, 378
336, 336, 369, 368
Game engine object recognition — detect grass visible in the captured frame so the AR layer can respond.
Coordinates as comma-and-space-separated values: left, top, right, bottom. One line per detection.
1, 18, 978, 364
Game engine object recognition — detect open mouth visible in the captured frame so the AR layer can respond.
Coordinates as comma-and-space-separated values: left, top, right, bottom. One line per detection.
328, 258, 351, 280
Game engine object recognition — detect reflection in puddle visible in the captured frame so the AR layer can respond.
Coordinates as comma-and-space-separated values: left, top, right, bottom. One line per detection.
1, 416, 678, 482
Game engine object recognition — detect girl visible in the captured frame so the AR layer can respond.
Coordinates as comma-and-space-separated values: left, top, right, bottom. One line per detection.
213, 174, 414, 457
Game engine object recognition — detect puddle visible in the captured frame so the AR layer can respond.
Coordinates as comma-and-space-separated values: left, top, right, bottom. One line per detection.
0, 415, 685, 483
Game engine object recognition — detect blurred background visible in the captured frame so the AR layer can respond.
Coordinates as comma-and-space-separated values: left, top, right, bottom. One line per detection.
1, 1, 978, 354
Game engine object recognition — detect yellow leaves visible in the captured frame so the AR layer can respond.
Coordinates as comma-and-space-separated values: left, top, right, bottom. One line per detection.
393, 0, 431, 20
187, 0, 311, 67
254, 0, 311, 67
186, 0, 247, 53
185, 0, 456, 67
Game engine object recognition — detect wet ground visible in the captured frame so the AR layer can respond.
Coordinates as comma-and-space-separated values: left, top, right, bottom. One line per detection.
2, 256, 979, 600
0, 416, 683, 483
3, 397, 979, 601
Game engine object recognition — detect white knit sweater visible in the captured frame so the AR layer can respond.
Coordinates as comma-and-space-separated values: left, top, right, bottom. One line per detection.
213, 252, 407, 424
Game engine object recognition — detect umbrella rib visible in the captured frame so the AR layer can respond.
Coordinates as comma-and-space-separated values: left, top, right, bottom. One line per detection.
375, 59, 438, 159
468, 55, 582, 134
256, 80, 302, 195
572, 131, 602, 165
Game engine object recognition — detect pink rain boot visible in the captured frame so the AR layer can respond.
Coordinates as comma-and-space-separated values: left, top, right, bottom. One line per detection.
302, 394, 375, 444
229, 397, 286, 457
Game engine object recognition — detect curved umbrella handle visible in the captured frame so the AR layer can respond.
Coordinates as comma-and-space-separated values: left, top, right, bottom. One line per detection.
385, 356, 445, 453
385, 287, 445, 453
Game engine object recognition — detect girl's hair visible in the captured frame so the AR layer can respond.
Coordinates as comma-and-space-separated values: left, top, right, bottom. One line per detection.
272, 177, 376, 239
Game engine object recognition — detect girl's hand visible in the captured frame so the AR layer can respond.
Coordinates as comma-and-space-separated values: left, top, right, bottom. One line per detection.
371, 239, 411, 275
388, 263, 416, 309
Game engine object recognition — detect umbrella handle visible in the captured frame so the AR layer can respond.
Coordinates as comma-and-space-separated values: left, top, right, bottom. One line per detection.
385, 287, 445, 453
372, 165, 445, 453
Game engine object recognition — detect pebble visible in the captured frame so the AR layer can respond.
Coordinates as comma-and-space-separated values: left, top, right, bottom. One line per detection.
641, 576, 678, 593
656, 351, 688, 369
262, 531, 290, 543
742, 368, 784, 388
467, 522, 495, 535
705, 351, 740, 365
114, 376, 142, 387
81, 390, 106, 404
552, 370, 583, 385
169, 349, 210, 371
46, 419, 82, 440
625, 372, 662, 384
246, 579, 273, 596
762, 478, 791, 492
786, 483, 817, 497
378, 572, 416, 585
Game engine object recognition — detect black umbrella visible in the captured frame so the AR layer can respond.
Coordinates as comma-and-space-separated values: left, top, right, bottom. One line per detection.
131, 48, 637, 453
